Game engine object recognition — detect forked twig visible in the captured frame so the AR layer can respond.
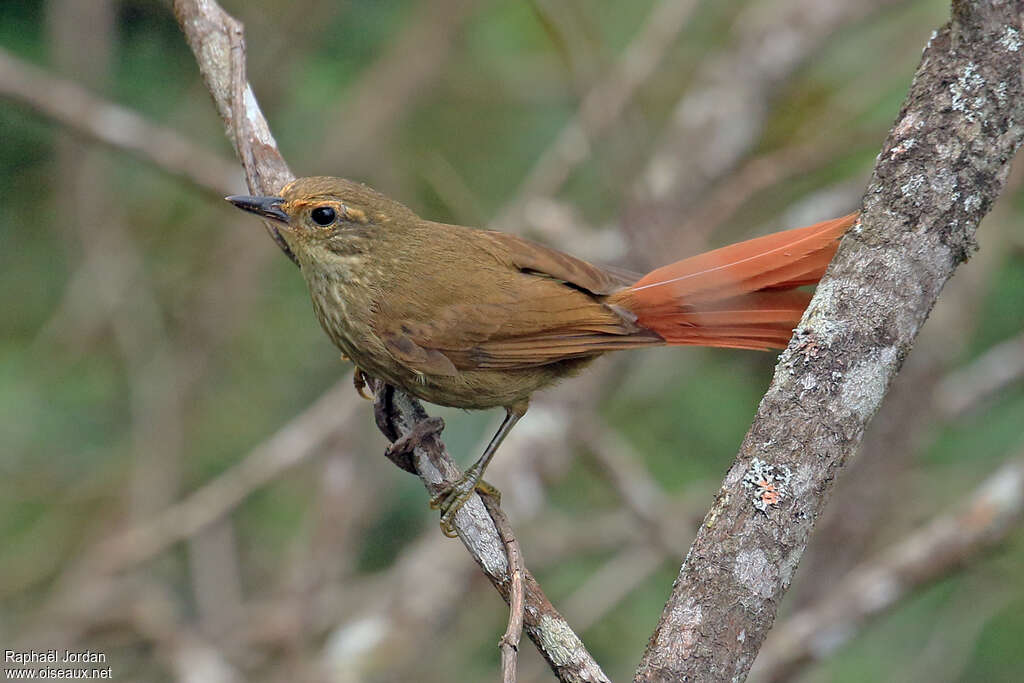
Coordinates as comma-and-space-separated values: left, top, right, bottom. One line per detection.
483, 495, 526, 683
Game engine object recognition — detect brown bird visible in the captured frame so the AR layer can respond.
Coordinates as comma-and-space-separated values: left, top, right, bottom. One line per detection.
228, 177, 855, 535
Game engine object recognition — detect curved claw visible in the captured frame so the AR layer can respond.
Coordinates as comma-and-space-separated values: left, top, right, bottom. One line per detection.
429, 476, 502, 538
352, 367, 374, 401
440, 513, 460, 538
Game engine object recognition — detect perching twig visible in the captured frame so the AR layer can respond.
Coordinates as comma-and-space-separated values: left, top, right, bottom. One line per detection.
316, 364, 623, 680
173, 2, 606, 680
173, 0, 295, 262
370, 383, 609, 682
636, 3, 1024, 681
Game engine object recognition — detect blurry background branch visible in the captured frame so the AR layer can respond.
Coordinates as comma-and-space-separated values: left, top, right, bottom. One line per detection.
83, 376, 360, 575
310, 0, 479, 183
495, 0, 700, 229
0, 45, 241, 197
625, 0, 902, 264
937, 329, 1024, 421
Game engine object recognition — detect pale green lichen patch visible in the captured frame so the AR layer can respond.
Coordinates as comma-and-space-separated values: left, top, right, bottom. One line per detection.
778, 544, 804, 589
798, 278, 847, 343
734, 548, 778, 602
791, 461, 818, 500
539, 614, 600, 677
704, 489, 730, 528
664, 597, 702, 657
1000, 25, 1022, 52
950, 61, 987, 121
839, 347, 899, 421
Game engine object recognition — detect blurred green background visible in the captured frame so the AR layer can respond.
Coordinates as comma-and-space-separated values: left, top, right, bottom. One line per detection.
2, 0, 1023, 681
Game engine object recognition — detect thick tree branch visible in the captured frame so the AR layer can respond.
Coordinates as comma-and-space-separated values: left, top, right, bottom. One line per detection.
636, 3, 1024, 681
750, 453, 1024, 683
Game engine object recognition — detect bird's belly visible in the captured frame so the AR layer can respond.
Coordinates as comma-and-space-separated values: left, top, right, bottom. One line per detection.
400, 368, 551, 411
329, 324, 589, 410
369, 357, 597, 412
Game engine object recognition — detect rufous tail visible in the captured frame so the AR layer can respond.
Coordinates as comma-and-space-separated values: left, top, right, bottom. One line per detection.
610, 213, 858, 351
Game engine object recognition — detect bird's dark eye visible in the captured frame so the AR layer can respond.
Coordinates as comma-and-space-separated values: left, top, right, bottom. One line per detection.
310, 206, 337, 226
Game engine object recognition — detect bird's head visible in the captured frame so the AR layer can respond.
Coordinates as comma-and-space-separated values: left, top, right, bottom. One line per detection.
227, 176, 417, 265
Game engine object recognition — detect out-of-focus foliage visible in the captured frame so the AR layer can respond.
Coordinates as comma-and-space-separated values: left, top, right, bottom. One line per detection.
1, 0, 1022, 681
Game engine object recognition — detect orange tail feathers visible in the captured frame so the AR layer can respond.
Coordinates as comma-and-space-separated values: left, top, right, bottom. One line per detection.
611, 213, 857, 351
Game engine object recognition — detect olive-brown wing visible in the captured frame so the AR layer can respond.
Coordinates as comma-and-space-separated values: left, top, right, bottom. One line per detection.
372, 228, 655, 374
476, 230, 640, 295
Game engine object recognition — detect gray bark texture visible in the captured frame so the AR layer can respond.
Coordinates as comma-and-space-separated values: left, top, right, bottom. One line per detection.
635, 2, 1024, 681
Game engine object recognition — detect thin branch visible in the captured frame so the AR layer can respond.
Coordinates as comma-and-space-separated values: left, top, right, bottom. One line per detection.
484, 496, 526, 683
173, 0, 295, 261
750, 453, 1024, 683
625, 0, 902, 263
937, 329, 1024, 420
173, 3, 607, 680
636, 3, 1024, 680
313, 366, 622, 680
0, 46, 241, 198
83, 377, 358, 575
496, 0, 700, 225
371, 384, 609, 682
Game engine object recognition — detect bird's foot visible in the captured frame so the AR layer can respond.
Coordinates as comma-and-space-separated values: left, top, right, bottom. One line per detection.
352, 367, 374, 401
383, 416, 444, 474
430, 466, 501, 538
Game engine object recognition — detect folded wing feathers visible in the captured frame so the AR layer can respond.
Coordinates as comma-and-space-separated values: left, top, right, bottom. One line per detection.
421, 213, 854, 369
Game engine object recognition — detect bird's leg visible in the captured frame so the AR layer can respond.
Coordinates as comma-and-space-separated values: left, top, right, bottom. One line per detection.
431, 408, 522, 538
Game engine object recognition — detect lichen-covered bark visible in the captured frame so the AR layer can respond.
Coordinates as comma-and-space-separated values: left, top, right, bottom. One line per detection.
636, 3, 1024, 681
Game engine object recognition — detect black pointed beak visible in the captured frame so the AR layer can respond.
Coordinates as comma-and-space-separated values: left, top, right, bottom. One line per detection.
226, 195, 289, 223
